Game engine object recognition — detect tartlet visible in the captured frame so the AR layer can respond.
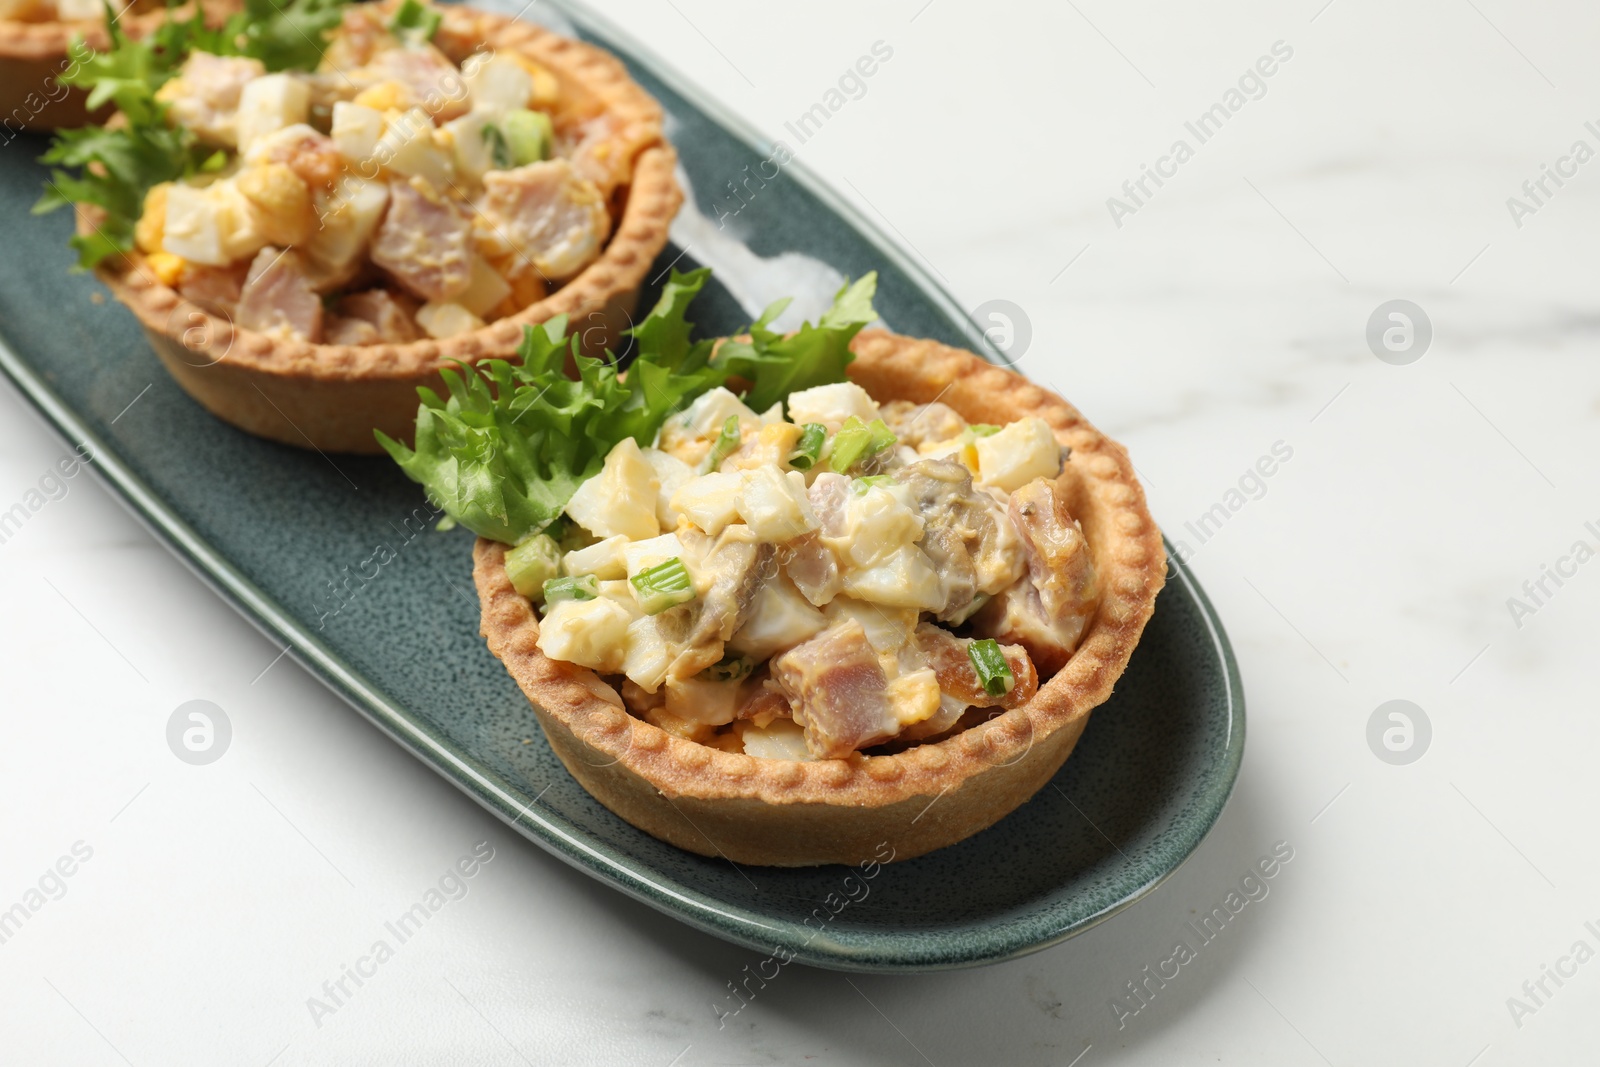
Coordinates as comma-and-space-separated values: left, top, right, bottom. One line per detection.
75, 2, 680, 453
0, 1, 233, 131
473, 330, 1165, 866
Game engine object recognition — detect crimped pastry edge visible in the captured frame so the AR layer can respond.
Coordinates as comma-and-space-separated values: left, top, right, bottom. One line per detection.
472, 330, 1167, 862
0, 1, 217, 63
0, 0, 237, 129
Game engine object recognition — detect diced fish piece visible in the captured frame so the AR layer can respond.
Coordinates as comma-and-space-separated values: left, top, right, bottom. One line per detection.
243, 124, 344, 193
672, 526, 776, 678
156, 53, 265, 147
353, 44, 472, 122
879, 399, 968, 451
235, 247, 322, 342
176, 262, 247, 318
319, 5, 388, 70
771, 619, 898, 759
369, 179, 474, 302
972, 479, 1099, 674
477, 159, 609, 283
323, 316, 380, 346
563, 114, 630, 198
335, 289, 420, 343
912, 623, 1037, 710
895, 457, 1025, 623
733, 682, 791, 725
780, 532, 842, 609
324, 289, 420, 345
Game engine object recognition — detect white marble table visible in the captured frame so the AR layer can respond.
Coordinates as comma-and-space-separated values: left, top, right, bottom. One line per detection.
3, 1, 1597, 1063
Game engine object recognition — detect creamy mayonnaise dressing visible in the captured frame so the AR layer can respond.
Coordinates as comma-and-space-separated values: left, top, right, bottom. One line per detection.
534, 381, 1096, 760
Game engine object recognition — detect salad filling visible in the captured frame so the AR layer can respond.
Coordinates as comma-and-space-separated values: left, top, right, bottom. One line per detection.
37, 0, 627, 345
385, 269, 1100, 761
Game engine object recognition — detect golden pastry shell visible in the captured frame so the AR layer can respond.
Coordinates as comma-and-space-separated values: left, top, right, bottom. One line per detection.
473, 329, 1167, 866
79, 2, 682, 453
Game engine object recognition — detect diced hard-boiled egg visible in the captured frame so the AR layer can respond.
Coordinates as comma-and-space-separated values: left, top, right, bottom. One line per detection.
622, 532, 686, 579
823, 597, 919, 654
565, 438, 661, 540
161, 180, 265, 266
679, 387, 757, 439
235, 74, 310, 153
454, 256, 512, 317
840, 544, 944, 611
562, 535, 627, 579
135, 183, 169, 255
145, 252, 185, 287
305, 175, 389, 272
351, 79, 409, 112
464, 54, 534, 112
373, 108, 455, 190
597, 579, 635, 602
741, 718, 812, 761
726, 421, 802, 472
786, 382, 879, 430
415, 301, 484, 338
331, 102, 385, 168
235, 163, 312, 247
830, 484, 924, 569
442, 110, 495, 183
642, 449, 693, 529
728, 577, 826, 661
735, 467, 816, 543
160, 184, 224, 264
974, 417, 1062, 494
662, 677, 743, 726
670, 471, 742, 536
536, 596, 631, 673
886, 668, 942, 726
621, 615, 674, 692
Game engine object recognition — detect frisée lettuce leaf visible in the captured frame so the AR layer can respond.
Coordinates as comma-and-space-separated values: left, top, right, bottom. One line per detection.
711, 273, 877, 411
377, 267, 879, 545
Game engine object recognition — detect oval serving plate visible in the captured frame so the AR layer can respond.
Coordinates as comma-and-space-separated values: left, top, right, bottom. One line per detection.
0, 0, 1243, 971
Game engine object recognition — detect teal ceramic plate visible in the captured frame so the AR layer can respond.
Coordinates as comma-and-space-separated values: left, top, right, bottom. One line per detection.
0, 0, 1243, 972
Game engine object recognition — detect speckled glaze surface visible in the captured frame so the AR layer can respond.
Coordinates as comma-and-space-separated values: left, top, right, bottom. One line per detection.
0, 1, 1242, 971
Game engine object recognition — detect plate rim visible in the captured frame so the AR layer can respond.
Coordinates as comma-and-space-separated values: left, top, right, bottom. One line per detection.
0, 0, 1245, 972
0, 343, 1245, 975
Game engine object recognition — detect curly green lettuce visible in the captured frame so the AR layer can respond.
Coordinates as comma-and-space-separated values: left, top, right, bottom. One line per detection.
378, 268, 880, 545
712, 273, 877, 411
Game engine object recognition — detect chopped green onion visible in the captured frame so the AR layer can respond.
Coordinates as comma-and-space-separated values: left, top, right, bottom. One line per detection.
543, 574, 599, 604
702, 415, 742, 473
967, 639, 1015, 697
388, 0, 442, 41
852, 474, 896, 494
788, 422, 826, 470
503, 108, 553, 166
631, 557, 696, 614
481, 123, 513, 170
701, 653, 754, 683
827, 416, 897, 473
970, 423, 1001, 437
505, 534, 561, 600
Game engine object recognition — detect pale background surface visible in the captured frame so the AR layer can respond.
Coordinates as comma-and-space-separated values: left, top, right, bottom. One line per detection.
3, 0, 1598, 1063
